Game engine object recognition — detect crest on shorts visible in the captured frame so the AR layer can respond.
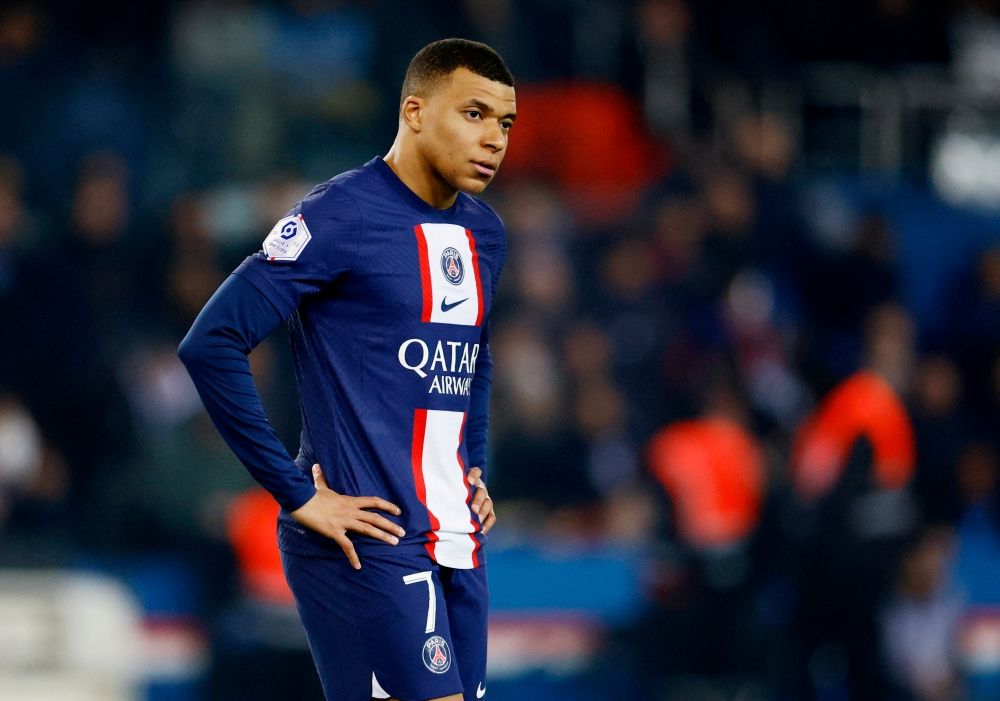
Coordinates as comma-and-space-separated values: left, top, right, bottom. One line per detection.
422, 635, 451, 674
440, 247, 464, 285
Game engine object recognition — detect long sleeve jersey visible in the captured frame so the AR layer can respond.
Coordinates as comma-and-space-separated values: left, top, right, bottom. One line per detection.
179, 157, 505, 569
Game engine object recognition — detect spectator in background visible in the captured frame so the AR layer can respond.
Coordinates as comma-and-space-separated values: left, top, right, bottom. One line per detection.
0, 154, 133, 531
210, 487, 324, 701
910, 356, 968, 524
724, 268, 810, 431
802, 214, 902, 383
955, 246, 1000, 333
652, 185, 714, 311
633, 385, 769, 687
733, 112, 797, 184
505, 192, 577, 324
881, 526, 963, 701
42, 154, 140, 527
946, 246, 1000, 409
490, 323, 592, 509
170, 0, 278, 181
68, 152, 155, 347
0, 4, 54, 160
647, 183, 718, 424
265, 0, 380, 172
574, 374, 637, 496
564, 325, 638, 495
0, 393, 70, 555
790, 356, 919, 699
638, 0, 693, 144
162, 192, 227, 336
0, 155, 47, 380
101, 342, 254, 549
0, 155, 47, 387
700, 167, 757, 299
951, 441, 1000, 700
731, 112, 808, 279
865, 302, 917, 396
596, 234, 670, 438
953, 442, 1000, 606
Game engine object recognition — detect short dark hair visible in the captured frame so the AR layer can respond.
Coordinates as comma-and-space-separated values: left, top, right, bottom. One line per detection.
400, 38, 513, 110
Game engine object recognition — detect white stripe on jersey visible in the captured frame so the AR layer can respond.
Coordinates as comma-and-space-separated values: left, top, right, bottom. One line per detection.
418, 409, 478, 569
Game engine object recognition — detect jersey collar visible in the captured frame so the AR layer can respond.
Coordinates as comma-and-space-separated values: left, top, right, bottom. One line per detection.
370, 156, 465, 220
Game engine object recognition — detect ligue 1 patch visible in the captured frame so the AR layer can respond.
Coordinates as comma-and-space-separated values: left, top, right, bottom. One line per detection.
440, 247, 464, 285
263, 214, 311, 261
422, 635, 451, 674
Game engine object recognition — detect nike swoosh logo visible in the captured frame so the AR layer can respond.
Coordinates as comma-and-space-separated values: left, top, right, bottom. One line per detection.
477, 683, 486, 698
441, 297, 468, 312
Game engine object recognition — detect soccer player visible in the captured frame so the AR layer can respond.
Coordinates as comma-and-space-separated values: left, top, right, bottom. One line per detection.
178, 39, 514, 701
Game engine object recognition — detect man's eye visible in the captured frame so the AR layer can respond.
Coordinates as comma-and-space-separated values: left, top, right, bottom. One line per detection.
467, 110, 481, 119
501, 122, 512, 130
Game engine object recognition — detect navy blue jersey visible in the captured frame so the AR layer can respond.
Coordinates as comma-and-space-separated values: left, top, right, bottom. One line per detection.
229, 157, 505, 569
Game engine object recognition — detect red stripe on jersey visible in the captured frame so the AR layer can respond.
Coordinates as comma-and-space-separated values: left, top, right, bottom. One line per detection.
465, 228, 485, 326
414, 225, 433, 323
455, 414, 481, 567
410, 409, 439, 559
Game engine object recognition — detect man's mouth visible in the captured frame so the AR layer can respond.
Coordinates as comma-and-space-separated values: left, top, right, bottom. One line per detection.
472, 161, 496, 177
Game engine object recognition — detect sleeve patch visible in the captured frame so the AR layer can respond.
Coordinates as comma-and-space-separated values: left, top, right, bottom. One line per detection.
262, 214, 312, 261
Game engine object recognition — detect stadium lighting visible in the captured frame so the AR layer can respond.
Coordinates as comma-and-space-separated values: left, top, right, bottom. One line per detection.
931, 131, 1000, 210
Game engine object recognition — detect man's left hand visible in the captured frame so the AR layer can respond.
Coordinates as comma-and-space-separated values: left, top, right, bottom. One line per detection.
467, 467, 496, 533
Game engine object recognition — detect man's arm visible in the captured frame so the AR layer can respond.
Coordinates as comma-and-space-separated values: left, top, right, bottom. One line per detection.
465, 321, 496, 532
179, 274, 315, 511
179, 273, 404, 568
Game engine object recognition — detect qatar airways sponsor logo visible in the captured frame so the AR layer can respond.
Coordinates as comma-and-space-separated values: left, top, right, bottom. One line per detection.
398, 339, 480, 396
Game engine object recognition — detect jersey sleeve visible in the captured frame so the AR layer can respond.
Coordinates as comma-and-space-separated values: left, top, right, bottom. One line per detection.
234, 184, 363, 320
465, 227, 506, 477
179, 274, 316, 512
466, 322, 493, 473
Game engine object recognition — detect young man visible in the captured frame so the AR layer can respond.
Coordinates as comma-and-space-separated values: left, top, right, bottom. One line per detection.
179, 39, 514, 701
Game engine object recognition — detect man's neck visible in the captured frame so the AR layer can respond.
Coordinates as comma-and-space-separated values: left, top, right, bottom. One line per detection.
383, 137, 459, 210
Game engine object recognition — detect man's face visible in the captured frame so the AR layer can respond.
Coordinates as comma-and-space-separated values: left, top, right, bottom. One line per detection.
416, 67, 516, 195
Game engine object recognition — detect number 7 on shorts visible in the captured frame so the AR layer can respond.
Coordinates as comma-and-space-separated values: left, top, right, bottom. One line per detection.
403, 571, 436, 634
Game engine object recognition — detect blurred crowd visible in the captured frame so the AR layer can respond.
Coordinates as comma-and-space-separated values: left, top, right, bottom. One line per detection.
486, 113, 1000, 699
2, 0, 1000, 700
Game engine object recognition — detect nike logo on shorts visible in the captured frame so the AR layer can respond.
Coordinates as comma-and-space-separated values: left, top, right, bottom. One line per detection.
477, 682, 486, 698
441, 297, 468, 312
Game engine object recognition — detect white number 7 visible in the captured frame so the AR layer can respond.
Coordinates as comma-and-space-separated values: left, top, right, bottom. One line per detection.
403, 571, 437, 634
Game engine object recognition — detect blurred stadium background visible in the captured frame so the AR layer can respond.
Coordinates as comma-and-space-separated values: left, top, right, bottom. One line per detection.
2, 0, 1000, 700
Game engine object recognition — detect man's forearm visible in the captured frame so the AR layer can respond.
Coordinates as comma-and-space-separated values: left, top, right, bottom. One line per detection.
465, 343, 492, 475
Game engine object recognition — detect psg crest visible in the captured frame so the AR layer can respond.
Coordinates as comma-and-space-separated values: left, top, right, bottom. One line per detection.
422, 636, 452, 674
440, 247, 465, 285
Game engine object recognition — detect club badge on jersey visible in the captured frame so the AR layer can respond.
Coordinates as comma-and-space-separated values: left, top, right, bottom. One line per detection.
263, 214, 312, 261
415, 223, 483, 326
441, 247, 465, 285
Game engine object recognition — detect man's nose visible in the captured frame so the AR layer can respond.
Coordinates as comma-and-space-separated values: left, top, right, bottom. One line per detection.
482, 123, 505, 152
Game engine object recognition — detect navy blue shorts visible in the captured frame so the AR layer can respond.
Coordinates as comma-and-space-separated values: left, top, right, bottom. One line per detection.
281, 549, 488, 701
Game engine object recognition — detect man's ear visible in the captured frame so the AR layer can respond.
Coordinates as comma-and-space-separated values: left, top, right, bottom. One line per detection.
400, 95, 425, 133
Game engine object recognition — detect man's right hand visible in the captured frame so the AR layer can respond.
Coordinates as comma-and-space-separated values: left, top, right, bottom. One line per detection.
290, 464, 405, 570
